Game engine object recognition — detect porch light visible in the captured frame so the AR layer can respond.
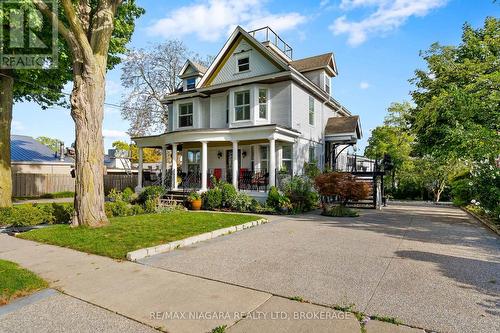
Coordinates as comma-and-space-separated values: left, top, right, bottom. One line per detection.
242, 150, 247, 158
217, 150, 223, 159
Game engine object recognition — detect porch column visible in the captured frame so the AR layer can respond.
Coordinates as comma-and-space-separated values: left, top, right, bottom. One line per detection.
172, 143, 178, 190
137, 147, 143, 190
269, 138, 276, 187
232, 140, 238, 188
201, 141, 208, 191
161, 145, 167, 186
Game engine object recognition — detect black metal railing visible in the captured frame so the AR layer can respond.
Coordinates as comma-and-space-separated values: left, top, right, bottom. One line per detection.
248, 27, 293, 59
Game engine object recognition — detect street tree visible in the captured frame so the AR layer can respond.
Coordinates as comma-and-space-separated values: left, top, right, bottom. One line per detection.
33, 0, 144, 226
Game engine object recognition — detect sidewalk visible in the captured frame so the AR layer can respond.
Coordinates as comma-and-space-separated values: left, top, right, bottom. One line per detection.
0, 234, 421, 332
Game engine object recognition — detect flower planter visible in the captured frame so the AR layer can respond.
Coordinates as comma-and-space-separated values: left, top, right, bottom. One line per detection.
190, 199, 202, 210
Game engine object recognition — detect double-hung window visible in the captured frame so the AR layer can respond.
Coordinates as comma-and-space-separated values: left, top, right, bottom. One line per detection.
324, 74, 330, 94
308, 96, 315, 125
309, 147, 316, 164
179, 103, 193, 127
234, 90, 250, 121
186, 78, 196, 90
258, 89, 268, 119
260, 145, 269, 172
237, 57, 249, 72
281, 145, 292, 174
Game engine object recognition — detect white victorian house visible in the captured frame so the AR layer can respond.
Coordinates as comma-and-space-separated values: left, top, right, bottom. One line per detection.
133, 26, 362, 193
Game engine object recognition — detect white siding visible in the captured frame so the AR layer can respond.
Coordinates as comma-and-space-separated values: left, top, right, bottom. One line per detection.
210, 93, 228, 128
269, 81, 291, 127
200, 98, 210, 128
211, 39, 280, 86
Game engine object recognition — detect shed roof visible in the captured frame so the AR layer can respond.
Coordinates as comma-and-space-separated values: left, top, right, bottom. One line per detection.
324, 116, 362, 143
11, 135, 74, 164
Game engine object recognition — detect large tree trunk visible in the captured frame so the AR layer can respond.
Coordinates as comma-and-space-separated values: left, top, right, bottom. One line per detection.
0, 70, 13, 208
70, 61, 108, 227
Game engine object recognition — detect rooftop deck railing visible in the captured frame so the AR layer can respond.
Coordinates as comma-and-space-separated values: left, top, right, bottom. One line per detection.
248, 27, 293, 59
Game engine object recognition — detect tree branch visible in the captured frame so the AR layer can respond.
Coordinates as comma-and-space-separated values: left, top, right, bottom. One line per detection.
60, 0, 94, 64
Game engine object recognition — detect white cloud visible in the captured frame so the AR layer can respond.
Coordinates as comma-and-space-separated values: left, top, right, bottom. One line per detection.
359, 81, 370, 89
103, 129, 128, 138
331, 0, 448, 46
11, 120, 25, 132
147, 0, 307, 42
320, 0, 330, 8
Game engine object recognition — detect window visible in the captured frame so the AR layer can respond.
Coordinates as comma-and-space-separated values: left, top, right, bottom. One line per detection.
260, 145, 269, 172
226, 94, 229, 123
309, 147, 316, 164
281, 145, 292, 174
186, 78, 196, 90
237, 57, 249, 72
234, 90, 250, 121
308, 96, 315, 125
178, 103, 193, 127
324, 74, 330, 94
258, 89, 268, 119
187, 150, 200, 174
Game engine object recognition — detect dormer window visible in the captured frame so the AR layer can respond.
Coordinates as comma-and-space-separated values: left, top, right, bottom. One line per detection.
324, 73, 330, 94
186, 77, 196, 90
237, 57, 249, 72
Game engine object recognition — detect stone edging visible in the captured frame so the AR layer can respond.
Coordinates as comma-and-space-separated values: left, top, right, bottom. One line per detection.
126, 218, 268, 261
461, 207, 499, 236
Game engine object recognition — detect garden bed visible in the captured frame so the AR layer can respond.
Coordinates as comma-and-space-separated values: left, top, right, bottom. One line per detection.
0, 259, 48, 305
17, 211, 263, 259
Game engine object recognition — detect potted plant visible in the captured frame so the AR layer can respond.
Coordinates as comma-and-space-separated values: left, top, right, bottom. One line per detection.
187, 192, 202, 210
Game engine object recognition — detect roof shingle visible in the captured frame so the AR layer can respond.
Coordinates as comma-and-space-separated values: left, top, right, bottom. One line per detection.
289, 53, 334, 73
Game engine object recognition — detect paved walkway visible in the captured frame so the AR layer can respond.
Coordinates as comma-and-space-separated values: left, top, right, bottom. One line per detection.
0, 234, 366, 332
141, 204, 500, 333
13, 197, 73, 205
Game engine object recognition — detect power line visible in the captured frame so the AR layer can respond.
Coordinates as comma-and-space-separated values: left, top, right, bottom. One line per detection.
0, 72, 167, 115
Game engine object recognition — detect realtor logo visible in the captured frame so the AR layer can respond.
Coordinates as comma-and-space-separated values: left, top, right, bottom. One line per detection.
0, 0, 58, 69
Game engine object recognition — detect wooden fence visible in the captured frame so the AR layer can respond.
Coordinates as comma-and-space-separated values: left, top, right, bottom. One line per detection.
12, 173, 137, 197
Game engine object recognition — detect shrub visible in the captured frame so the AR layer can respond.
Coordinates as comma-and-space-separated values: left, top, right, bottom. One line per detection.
232, 192, 253, 212
104, 201, 134, 217
315, 172, 370, 206
322, 204, 359, 217
143, 199, 158, 214
130, 204, 145, 215
203, 188, 222, 210
122, 187, 135, 202
187, 192, 201, 202
451, 178, 474, 206
283, 176, 318, 213
107, 188, 123, 202
220, 183, 237, 208
0, 206, 49, 227
51, 203, 74, 224
266, 186, 281, 209
138, 186, 165, 203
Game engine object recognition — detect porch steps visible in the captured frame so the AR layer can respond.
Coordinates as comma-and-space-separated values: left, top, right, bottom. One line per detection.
161, 190, 187, 206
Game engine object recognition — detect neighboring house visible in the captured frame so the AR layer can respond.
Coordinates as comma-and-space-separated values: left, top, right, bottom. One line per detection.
11, 135, 74, 175
133, 26, 362, 193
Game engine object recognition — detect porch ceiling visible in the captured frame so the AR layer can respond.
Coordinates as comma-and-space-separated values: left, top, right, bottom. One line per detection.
132, 124, 299, 148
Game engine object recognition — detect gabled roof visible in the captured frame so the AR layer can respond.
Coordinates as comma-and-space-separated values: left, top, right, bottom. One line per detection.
197, 26, 290, 88
179, 60, 207, 79
325, 116, 362, 143
11, 135, 74, 164
290, 53, 337, 76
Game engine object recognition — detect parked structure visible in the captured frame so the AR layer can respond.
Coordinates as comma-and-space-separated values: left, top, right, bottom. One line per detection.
133, 26, 362, 193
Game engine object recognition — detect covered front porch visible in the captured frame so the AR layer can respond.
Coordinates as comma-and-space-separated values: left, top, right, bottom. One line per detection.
132, 125, 299, 193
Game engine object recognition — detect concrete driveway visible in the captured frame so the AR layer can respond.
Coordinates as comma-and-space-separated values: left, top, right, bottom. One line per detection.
140, 204, 500, 333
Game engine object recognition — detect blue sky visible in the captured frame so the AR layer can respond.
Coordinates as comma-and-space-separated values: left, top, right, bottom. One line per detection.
11, 0, 499, 152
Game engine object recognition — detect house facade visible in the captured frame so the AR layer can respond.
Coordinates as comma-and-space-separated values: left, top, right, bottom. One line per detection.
133, 26, 362, 193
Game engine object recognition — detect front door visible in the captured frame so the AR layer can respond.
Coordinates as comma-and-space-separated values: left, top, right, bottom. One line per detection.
226, 149, 241, 183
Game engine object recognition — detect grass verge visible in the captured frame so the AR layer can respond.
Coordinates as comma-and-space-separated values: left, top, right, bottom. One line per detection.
18, 211, 263, 259
0, 259, 48, 305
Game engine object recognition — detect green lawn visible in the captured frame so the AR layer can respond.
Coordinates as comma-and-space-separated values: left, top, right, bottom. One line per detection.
19, 211, 262, 259
0, 259, 48, 305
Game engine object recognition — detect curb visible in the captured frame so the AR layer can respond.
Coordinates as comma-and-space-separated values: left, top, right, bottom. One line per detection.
126, 218, 268, 261
461, 207, 499, 236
